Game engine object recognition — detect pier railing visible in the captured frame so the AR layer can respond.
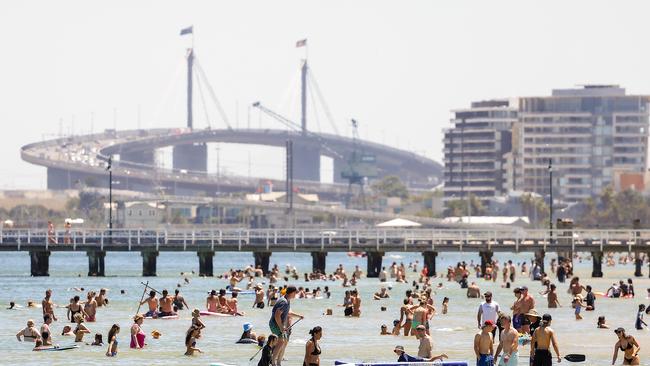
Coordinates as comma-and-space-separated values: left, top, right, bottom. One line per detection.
1, 227, 649, 252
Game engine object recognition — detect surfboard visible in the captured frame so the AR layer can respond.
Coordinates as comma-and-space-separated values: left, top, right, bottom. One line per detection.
144, 315, 179, 320
335, 362, 468, 366
200, 311, 236, 317
37, 344, 79, 351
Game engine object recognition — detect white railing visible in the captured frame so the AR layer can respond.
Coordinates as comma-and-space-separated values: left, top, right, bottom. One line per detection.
0, 227, 649, 251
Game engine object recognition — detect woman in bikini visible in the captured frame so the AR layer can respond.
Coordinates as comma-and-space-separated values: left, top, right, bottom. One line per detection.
399, 298, 414, 336
73, 313, 90, 343
130, 314, 146, 349
105, 324, 120, 357
303, 326, 322, 366
612, 327, 640, 365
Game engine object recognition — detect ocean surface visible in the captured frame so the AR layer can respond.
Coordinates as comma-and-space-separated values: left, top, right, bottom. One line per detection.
1, 250, 649, 365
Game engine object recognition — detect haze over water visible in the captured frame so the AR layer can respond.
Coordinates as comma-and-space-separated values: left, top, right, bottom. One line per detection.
1, 251, 648, 365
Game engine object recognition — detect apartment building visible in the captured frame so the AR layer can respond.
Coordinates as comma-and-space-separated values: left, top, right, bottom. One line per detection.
443, 99, 518, 200
443, 85, 650, 203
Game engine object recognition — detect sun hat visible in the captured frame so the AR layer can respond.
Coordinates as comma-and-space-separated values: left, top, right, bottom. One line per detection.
525, 309, 541, 318
243, 322, 253, 332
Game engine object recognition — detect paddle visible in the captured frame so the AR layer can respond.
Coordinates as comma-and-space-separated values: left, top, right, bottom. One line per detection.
140, 282, 163, 295
523, 354, 585, 363
135, 281, 149, 316
249, 317, 303, 361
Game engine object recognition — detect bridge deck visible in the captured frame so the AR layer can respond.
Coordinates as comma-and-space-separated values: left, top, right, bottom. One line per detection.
2, 228, 649, 253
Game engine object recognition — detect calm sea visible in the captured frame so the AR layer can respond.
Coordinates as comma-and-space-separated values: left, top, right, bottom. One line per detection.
0, 250, 648, 365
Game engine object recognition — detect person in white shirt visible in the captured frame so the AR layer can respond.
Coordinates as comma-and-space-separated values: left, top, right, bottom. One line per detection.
477, 291, 500, 337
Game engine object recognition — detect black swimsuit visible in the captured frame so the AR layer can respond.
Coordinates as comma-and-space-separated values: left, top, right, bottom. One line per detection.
620, 338, 637, 363
303, 338, 320, 366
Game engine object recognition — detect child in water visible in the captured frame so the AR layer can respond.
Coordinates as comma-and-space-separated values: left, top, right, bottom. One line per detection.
597, 316, 609, 329
572, 295, 586, 320
105, 324, 119, 357
257, 334, 278, 366
90, 333, 103, 346
635, 304, 647, 330
184, 325, 203, 356
442, 297, 449, 314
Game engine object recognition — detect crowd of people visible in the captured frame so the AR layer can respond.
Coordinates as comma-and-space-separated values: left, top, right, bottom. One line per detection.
10, 252, 650, 365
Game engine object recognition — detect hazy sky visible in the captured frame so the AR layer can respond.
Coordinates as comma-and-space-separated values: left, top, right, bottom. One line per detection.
3, 0, 650, 188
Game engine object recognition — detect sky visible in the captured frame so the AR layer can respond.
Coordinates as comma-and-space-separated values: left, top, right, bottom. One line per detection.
2, 0, 650, 188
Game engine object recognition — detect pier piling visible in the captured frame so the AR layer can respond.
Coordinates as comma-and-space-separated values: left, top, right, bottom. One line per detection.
254, 252, 271, 275
591, 251, 604, 278
197, 251, 214, 277
422, 251, 437, 277
366, 251, 384, 278
29, 250, 50, 276
141, 250, 159, 277
87, 250, 106, 276
311, 252, 327, 274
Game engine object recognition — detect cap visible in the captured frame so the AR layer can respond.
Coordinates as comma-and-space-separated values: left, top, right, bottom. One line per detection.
243, 322, 253, 332
614, 327, 625, 334
394, 345, 405, 353
484, 291, 492, 297
416, 324, 426, 331
483, 320, 495, 327
520, 286, 529, 291
542, 313, 552, 322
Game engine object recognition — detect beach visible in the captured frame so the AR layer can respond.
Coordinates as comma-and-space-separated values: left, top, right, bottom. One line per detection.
1, 250, 649, 365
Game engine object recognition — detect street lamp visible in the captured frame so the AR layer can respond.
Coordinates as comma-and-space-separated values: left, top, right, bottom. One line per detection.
106, 156, 113, 243
548, 158, 553, 244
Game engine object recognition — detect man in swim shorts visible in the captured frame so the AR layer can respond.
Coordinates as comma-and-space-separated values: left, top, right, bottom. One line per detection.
474, 320, 495, 366
269, 285, 303, 366
494, 315, 518, 366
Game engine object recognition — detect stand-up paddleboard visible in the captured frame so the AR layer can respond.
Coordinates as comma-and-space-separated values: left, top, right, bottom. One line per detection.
200, 311, 236, 317
36, 344, 79, 351
144, 315, 179, 320
226, 290, 255, 295
335, 362, 468, 366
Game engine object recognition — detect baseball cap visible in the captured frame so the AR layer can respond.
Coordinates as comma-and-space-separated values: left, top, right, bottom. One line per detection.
416, 324, 426, 331
483, 320, 495, 328
542, 313, 552, 322
394, 345, 405, 353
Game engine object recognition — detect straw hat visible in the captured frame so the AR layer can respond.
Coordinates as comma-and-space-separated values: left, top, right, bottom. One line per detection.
524, 309, 541, 318
151, 329, 162, 339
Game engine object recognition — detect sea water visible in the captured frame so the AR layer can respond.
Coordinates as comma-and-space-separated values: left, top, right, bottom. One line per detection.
0, 250, 648, 365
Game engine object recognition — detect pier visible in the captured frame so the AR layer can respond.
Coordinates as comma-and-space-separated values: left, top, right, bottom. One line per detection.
2, 227, 649, 277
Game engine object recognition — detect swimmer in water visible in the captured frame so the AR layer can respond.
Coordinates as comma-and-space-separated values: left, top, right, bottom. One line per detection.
105, 324, 120, 357
16, 319, 41, 342
73, 313, 90, 343
597, 316, 609, 329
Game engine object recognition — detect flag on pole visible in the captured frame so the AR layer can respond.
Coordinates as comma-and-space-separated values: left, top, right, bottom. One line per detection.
295, 39, 307, 48
180, 26, 193, 36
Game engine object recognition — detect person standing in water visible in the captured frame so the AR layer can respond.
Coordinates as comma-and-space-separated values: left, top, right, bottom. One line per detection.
612, 327, 640, 365
130, 314, 145, 349
184, 325, 203, 356
494, 315, 518, 366
253, 284, 265, 309
269, 285, 303, 366
473, 320, 495, 366
105, 324, 120, 357
42, 289, 57, 321
40, 314, 53, 346
257, 334, 278, 366
303, 326, 322, 366
16, 319, 41, 342
530, 314, 561, 366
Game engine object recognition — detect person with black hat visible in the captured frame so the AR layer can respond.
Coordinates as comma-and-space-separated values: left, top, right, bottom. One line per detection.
530, 313, 561, 366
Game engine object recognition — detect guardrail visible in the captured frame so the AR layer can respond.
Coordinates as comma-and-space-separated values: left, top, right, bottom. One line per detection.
1, 228, 650, 252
